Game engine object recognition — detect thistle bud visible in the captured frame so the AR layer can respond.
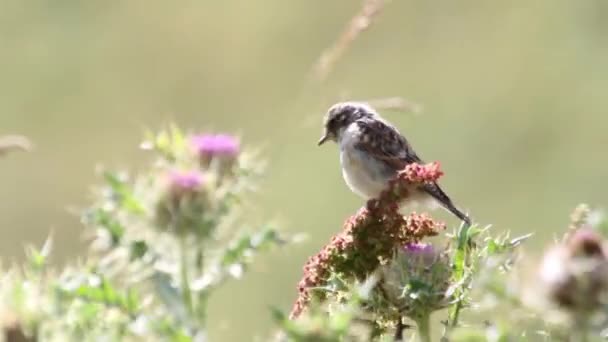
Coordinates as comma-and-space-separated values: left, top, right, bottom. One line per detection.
154, 170, 210, 237
379, 243, 452, 320
539, 228, 608, 313
168, 170, 204, 194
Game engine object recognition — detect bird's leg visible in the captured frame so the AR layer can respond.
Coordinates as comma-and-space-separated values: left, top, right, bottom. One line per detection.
366, 198, 380, 211
394, 318, 411, 341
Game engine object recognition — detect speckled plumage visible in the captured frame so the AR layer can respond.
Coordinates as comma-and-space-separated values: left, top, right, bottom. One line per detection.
318, 101, 471, 225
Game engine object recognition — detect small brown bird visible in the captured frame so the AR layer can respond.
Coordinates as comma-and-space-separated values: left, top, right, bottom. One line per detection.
318, 101, 471, 225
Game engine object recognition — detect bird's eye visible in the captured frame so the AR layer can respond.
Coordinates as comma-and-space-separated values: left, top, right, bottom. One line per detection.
328, 117, 340, 130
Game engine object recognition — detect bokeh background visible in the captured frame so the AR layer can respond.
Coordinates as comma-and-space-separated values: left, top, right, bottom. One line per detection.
1, 1, 607, 340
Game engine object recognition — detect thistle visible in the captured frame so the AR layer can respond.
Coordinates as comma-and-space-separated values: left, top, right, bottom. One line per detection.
154, 169, 210, 237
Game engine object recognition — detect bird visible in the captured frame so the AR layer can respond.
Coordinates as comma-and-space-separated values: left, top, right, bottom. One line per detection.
317, 101, 471, 226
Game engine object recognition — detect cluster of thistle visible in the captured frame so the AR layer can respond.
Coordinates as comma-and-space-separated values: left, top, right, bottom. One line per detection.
536, 205, 608, 332
274, 278, 382, 342
0, 127, 286, 341
77, 127, 287, 339
0, 236, 144, 341
447, 204, 608, 341
376, 243, 452, 323
149, 132, 243, 237
288, 162, 454, 338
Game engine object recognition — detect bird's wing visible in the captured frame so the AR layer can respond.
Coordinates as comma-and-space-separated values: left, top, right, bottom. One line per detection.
354, 118, 422, 170
354, 118, 471, 225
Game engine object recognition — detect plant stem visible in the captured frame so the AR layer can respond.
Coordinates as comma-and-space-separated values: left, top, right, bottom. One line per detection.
179, 235, 193, 315
416, 314, 431, 342
449, 300, 463, 327
195, 239, 208, 326
572, 314, 589, 342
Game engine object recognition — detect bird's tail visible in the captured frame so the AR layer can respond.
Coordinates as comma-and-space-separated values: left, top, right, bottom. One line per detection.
421, 182, 471, 226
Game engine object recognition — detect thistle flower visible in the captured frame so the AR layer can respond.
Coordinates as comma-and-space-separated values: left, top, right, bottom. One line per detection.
539, 228, 608, 314
168, 170, 205, 195
191, 134, 239, 156
154, 170, 210, 237
190, 134, 240, 169
379, 243, 452, 321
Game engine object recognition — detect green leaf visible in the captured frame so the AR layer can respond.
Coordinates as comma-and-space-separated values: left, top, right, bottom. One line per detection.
152, 272, 189, 323
456, 223, 472, 250
74, 283, 104, 302
270, 306, 287, 323
26, 235, 52, 271
330, 311, 352, 333
101, 278, 119, 304
146, 126, 186, 162
130, 240, 149, 260
103, 171, 145, 214
449, 328, 487, 342
155, 131, 171, 154
170, 333, 193, 342
453, 248, 466, 279
60, 274, 141, 317
125, 289, 140, 314
270, 307, 301, 337
487, 239, 499, 254
596, 219, 608, 237
85, 208, 125, 244
169, 124, 185, 151
220, 227, 282, 268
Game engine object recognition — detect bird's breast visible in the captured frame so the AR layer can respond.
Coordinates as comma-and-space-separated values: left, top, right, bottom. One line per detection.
340, 147, 390, 199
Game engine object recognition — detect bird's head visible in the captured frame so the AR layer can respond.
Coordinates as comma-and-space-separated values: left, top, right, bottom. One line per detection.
317, 102, 376, 146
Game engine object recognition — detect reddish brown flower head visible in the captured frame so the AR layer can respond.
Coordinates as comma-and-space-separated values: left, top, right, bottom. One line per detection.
289, 168, 446, 319
289, 163, 448, 319
368, 162, 445, 213
400, 162, 444, 184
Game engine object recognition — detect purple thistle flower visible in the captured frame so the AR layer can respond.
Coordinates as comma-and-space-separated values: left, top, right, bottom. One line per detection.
404, 242, 434, 255
379, 242, 452, 321
155, 170, 209, 237
402, 242, 441, 267
190, 134, 240, 158
168, 170, 204, 193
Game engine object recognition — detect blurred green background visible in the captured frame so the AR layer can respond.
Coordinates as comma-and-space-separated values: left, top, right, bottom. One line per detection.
1, 1, 607, 340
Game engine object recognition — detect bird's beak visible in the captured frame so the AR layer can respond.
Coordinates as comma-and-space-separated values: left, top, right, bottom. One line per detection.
317, 134, 329, 146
